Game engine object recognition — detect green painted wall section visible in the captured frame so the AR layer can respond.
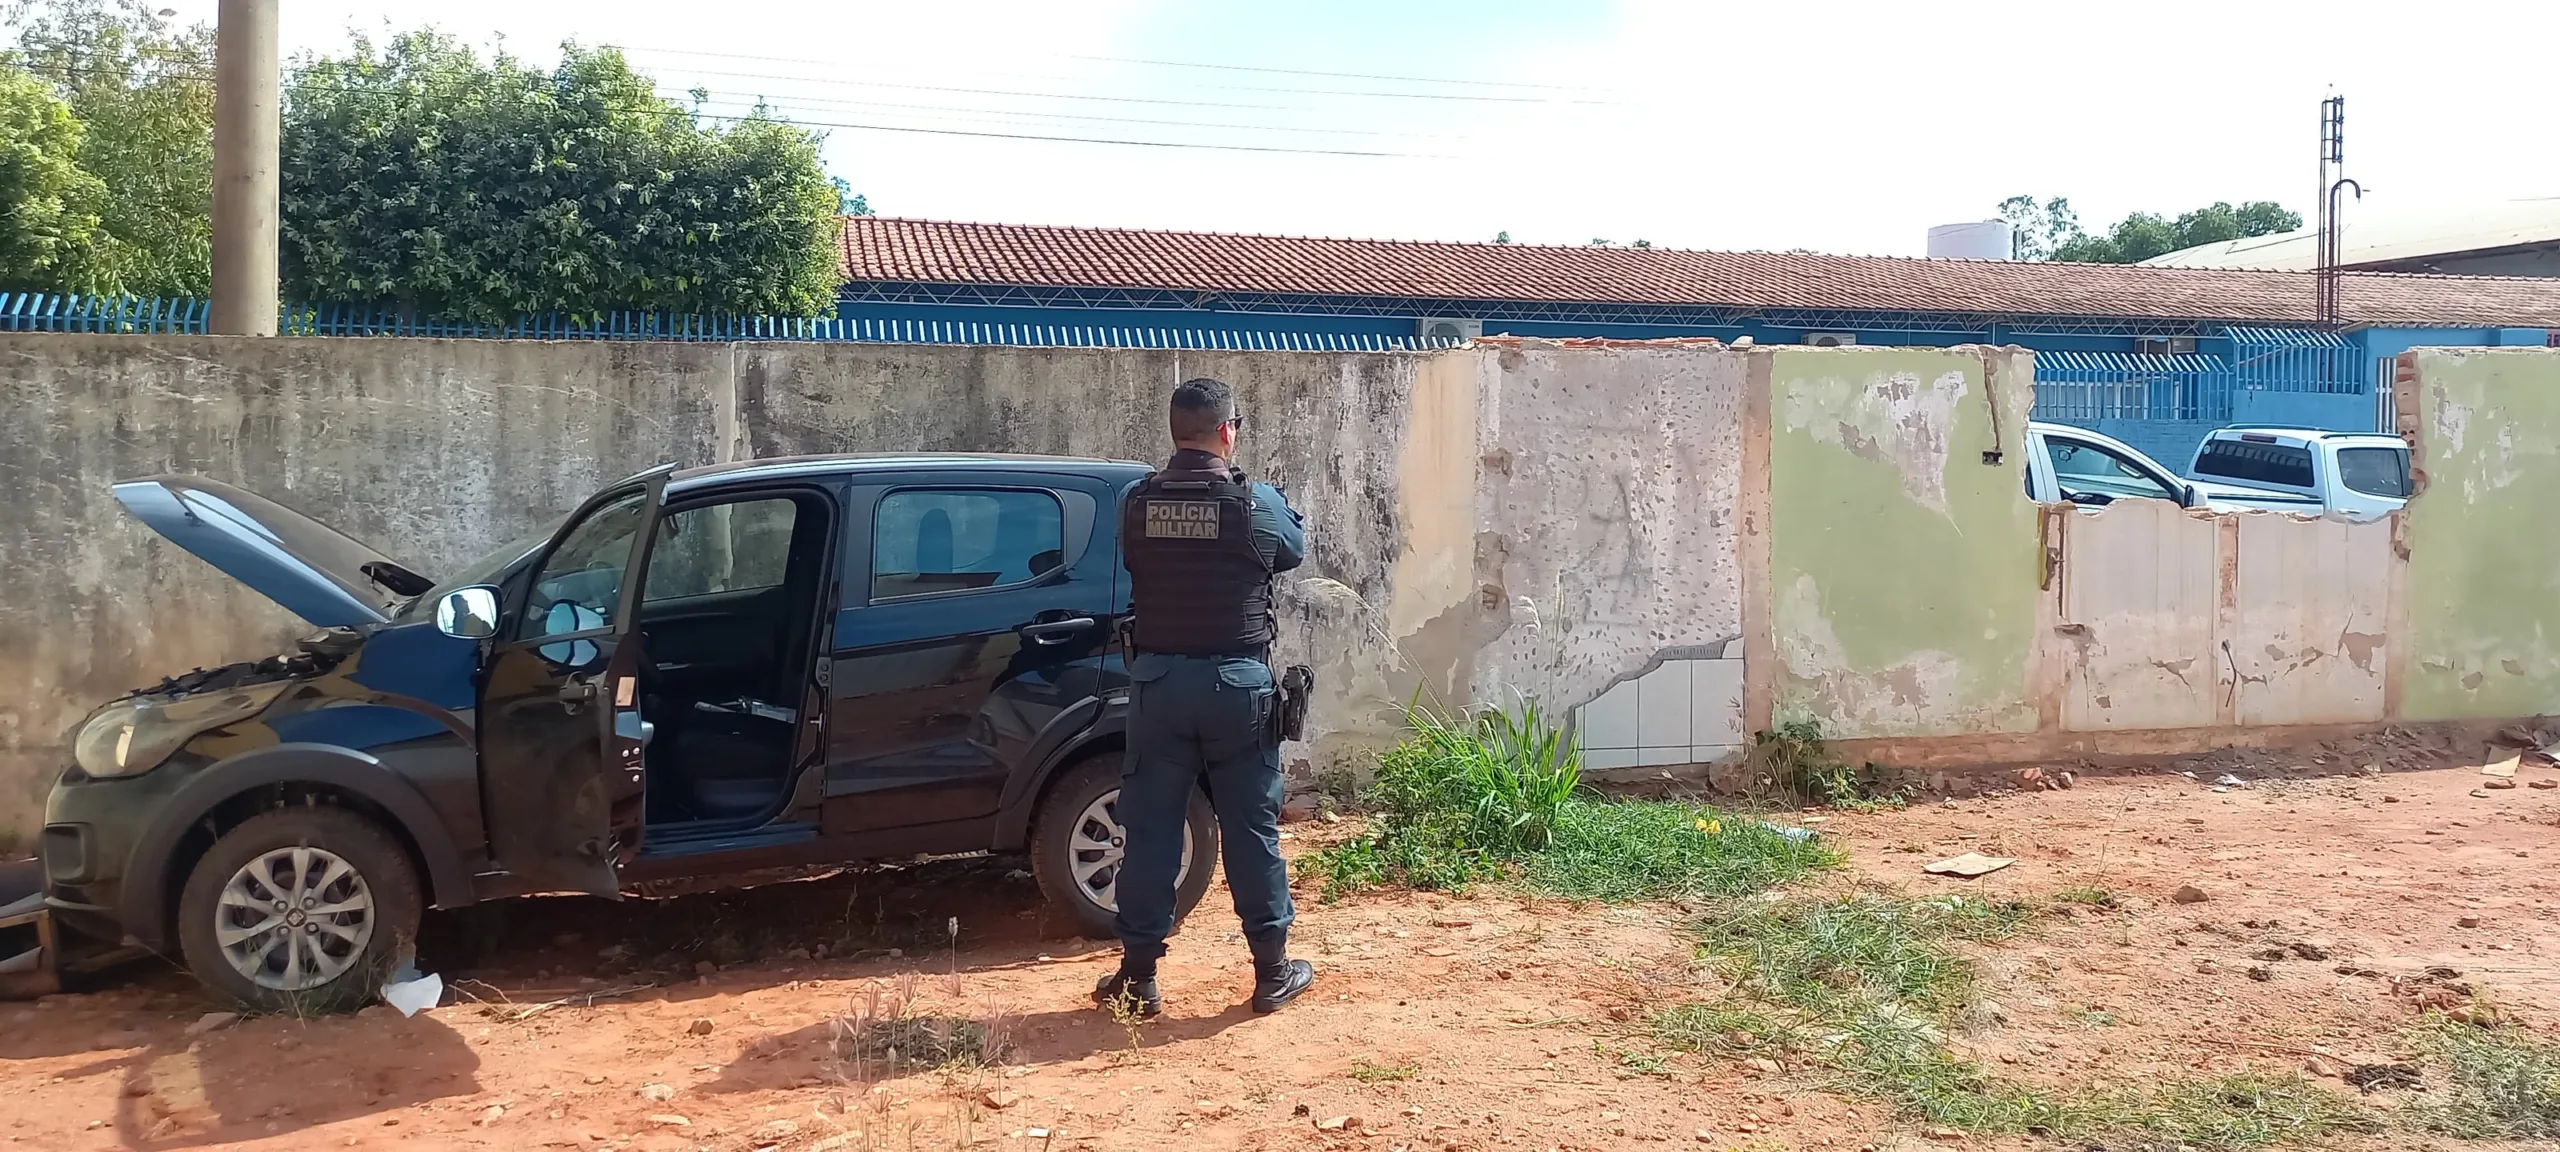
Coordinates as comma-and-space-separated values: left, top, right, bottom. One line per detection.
2404, 349, 2560, 720
1767, 347, 2042, 738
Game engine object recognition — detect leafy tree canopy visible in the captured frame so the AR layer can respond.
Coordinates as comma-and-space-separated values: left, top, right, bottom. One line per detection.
2, 0, 213, 294
0, 62, 113, 290
282, 32, 846, 321
2000, 194, 2301, 264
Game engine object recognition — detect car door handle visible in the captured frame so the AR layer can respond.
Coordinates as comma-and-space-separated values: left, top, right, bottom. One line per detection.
1021, 617, 1098, 645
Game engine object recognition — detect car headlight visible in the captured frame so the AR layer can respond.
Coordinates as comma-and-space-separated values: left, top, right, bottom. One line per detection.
73, 682, 289, 778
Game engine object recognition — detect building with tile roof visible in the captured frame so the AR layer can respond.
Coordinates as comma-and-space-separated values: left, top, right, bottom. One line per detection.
2145, 198, 2560, 278
833, 217, 2560, 464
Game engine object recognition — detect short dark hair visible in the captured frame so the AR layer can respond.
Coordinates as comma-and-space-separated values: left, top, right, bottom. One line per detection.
1169, 377, 1236, 441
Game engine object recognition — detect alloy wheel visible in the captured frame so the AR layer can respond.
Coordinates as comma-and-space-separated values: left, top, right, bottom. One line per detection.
213, 846, 376, 991
1066, 788, 1194, 913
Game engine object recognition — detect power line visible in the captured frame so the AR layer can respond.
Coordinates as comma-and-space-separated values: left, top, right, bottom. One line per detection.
11, 59, 1445, 158
666, 85, 1486, 143
603, 42, 1622, 105
1065, 52, 1623, 94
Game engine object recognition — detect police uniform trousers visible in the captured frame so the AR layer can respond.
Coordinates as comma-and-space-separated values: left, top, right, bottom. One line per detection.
1111, 653, 1294, 964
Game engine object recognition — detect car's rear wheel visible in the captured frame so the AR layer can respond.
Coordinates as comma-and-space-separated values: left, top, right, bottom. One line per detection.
175, 807, 424, 1014
1031, 754, 1218, 939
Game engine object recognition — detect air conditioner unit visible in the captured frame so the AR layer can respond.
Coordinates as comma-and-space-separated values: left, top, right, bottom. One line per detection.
1416, 317, 1482, 343
1801, 332, 1857, 348
2134, 337, 2197, 357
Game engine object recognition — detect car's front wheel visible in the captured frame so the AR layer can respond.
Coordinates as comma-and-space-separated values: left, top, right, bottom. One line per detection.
175, 807, 424, 1014
1030, 754, 1218, 939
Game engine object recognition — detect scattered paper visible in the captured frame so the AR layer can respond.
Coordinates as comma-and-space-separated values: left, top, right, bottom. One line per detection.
2483, 756, 2519, 779
2213, 774, 2246, 787
1923, 852, 2016, 879
380, 971, 444, 1017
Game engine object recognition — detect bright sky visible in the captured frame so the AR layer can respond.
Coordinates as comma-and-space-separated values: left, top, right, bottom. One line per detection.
157, 0, 2560, 257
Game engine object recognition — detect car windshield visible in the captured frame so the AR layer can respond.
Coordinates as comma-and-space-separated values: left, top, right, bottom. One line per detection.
389, 518, 565, 623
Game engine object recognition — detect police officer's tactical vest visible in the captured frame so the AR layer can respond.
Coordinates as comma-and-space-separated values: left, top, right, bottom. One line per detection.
1123, 457, 1274, 655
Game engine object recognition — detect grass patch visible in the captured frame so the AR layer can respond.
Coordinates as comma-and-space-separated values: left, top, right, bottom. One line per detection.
1696, 893, 2036, 1016
1653, 892, 2371, 1149
1299, 700, 1836, 902
2054, 884, 2122, 910
1523, 800, 1837, 902
1345, 1059, 1418, 1083
1650, 1002, 1804, 1057
2409, 1017, 2560, 1139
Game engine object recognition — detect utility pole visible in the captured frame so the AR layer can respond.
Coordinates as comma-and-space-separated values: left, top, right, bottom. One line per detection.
2314, 94, 2360, 331
209, 0, 279, 336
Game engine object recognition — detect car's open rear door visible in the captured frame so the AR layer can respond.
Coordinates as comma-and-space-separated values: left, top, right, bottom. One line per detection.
478, 469, 672, 897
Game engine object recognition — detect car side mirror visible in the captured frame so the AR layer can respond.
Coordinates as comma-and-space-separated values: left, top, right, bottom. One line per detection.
435, 586, 502, 640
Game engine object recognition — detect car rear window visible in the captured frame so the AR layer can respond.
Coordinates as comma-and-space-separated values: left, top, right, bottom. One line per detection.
2336, 446, 2411, 499
2193, 439, 2315, 489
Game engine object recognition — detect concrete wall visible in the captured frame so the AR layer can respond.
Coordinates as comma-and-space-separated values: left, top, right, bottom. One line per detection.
731, 341, 1433, 754
2399, 348, 2560, 719
13, 334, 2560, 840
1758, 346, 2042, 739
2051, 500, 2391, 732
1462, 343, 1744, 770
0, 336, 729, 841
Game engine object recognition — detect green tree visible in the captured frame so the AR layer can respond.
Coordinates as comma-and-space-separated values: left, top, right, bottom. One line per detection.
832, 178, 873, 217
4, 0, 214, 295
1997, 195, 2080, 260
0, 63, 114, 291
2004, 194, 2302, 264
281, 33, 844, 321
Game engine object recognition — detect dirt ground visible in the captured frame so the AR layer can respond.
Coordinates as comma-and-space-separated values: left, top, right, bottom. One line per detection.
3, 751, 2556, 1152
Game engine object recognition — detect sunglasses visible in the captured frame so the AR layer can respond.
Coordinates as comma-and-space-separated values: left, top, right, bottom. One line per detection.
1223, 414, 1246, 431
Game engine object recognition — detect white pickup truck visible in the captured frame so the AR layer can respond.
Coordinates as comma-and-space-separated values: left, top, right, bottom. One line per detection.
2023, 422, 2411, 521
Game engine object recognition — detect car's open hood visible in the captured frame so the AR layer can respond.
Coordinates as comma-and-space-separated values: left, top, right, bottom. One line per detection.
112, 476, 434, 628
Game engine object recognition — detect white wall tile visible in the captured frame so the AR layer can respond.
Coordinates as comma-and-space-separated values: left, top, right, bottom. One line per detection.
1691, 657, 1746, 747
1582, 746, 1642, 771
1639, 746, 1693, 767
1636, 660, 1692, 750
1578, 678, 1641, 751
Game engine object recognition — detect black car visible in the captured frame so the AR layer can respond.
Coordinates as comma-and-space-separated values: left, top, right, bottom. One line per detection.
40, 455, 1219, 1011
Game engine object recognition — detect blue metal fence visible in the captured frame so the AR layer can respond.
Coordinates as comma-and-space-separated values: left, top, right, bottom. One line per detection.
2029, 327, 2368, 427
0, 293, 1464, 351
2226, 326, 2359, 394
2030, 350, 2232, 424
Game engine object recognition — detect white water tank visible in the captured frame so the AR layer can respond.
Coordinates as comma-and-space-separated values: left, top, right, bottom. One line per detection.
1927, 220, 2015, 260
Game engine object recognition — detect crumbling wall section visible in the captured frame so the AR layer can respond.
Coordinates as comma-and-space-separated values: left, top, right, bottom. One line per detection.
2400, 348, 2560, 719
1456, 342, 1746, 763
1763, 346, 2042, 738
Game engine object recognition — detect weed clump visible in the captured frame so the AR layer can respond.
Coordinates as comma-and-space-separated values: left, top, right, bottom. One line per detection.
1301, 700, 1833, 901
2409, 1017, 2560, 1139
1748, 719, 1904, 809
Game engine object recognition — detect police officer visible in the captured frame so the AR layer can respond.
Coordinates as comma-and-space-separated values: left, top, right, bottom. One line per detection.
1095, 377, 1316, 1017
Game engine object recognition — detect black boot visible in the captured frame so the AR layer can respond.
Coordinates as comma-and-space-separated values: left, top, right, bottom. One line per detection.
1093, 966, 1161, 1018
1248, 932, 1316, 1013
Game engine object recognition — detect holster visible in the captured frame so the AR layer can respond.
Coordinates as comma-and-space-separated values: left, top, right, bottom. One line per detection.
1268, 664, 1314, 743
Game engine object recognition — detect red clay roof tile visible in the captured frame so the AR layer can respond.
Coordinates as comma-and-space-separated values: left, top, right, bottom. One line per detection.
838, 216, 2560, 329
